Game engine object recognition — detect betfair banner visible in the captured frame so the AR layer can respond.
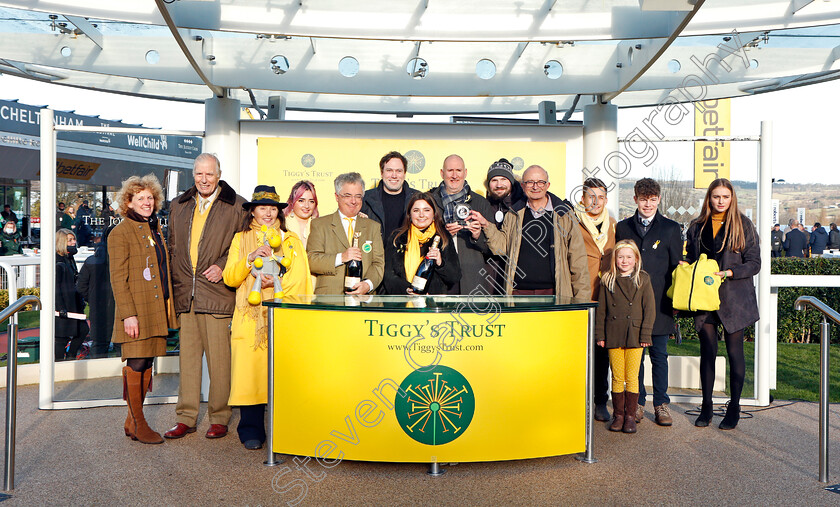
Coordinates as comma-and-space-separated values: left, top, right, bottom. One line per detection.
272, 307, 587, 462
694, 98, 730, 189
257, 138, 566, 215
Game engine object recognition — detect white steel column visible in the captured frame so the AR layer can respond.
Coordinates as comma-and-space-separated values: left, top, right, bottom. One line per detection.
583, 101, 619, 220
38, 109, 56, 410
756, 121, 773, 406
204, 94, 242, 193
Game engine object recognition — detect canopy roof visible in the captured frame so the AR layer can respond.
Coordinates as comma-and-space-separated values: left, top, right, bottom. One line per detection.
1, 0, 840, 114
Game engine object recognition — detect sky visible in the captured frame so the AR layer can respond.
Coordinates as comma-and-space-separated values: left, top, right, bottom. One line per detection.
1, 73, 838, 185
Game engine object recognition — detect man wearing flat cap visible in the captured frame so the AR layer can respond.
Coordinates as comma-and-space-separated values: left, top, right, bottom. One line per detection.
165, 153, 248, 440
308, 172, 385, 295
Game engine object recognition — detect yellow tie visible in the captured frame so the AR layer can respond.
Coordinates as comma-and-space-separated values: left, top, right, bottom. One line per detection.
345, 217, 354, 243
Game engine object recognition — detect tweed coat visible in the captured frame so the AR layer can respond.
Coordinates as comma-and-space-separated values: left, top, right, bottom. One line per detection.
307, 211, 385, 295
109, 216, 177, 344
595, 271, 656, 349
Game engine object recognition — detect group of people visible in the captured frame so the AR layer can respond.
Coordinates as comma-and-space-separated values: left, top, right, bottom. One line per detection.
82, 149, 762, 450
771, 220, 838, 258
57, 199, 104, 247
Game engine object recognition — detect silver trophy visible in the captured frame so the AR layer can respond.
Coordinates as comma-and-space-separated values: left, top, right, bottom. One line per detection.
454, 202, 471, 226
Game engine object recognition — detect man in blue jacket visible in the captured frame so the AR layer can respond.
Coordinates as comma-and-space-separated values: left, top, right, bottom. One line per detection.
809, 222, 829, 257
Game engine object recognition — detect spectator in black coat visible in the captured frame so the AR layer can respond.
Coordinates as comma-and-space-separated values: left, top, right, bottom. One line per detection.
383, 193, 461, 296
77, 226, 116, 358
55, 228, 88, 361
75, 200, 94, 247
783, 221, 807, 257
809, 222, 829, 257
1, 204, 17, 224
829, 223, 840, 250
770, 224, 783, 258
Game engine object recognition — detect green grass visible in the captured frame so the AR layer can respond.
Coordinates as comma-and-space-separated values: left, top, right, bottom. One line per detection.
0, 310, 40, 333
669, 339, 840, 402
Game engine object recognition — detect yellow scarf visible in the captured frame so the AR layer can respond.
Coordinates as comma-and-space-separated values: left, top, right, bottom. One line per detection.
235, 218, 288, 350
403, 224, 437, 282
575, 204, 609, 254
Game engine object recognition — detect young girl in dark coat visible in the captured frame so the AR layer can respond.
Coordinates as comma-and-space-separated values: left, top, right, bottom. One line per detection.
595, 239, 656, 433
383, 192, 460, 296
685, 178, 760, 430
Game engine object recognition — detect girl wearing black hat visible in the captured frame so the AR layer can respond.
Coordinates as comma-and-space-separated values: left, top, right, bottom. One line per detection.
223, 186, 313, 450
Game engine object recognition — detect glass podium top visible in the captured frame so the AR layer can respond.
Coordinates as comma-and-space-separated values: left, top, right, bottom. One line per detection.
263, 294, 597, 313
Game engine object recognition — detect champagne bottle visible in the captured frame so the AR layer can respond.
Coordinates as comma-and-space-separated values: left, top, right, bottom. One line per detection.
411, 236, 440, 294
344, 235, 363, 292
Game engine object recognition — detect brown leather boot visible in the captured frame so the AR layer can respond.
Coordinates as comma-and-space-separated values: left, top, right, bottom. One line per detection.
609, 392, 625, 432
123, 368, 152, 437
623, 392, 639, 433
123, 366, 163, 444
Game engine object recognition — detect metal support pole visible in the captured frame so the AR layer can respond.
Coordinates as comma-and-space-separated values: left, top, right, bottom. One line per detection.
264, 307, 283, 466
756, 120, 773, 407
576, 307, 597, 464
39, 108, 57, 410
427, 461, 445, 476
819, 318, 830, 483
4, 321, 18, 491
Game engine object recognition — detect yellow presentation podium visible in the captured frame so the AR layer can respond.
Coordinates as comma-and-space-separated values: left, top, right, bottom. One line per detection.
263, 295, 597, 469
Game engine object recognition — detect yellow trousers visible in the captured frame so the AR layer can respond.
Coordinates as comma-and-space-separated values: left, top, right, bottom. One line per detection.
608, 347, 643, 393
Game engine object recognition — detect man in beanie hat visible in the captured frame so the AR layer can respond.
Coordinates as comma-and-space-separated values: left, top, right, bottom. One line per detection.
483, 158, 525, 294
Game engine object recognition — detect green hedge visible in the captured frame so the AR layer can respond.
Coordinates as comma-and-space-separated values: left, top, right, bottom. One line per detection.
675, 258, 840, 343
772, 258, 840, 344
0, 288, 40, 311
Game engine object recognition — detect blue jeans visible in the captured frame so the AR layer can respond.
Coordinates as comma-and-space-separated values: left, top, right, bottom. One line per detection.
638, 334, 670, 407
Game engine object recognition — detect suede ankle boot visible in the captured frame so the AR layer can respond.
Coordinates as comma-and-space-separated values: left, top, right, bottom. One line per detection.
695, 402, 714, 427
123, 366, 163, 444
719, 401, 741, 430
609, 392, 625, 432
623, 392, 639, 433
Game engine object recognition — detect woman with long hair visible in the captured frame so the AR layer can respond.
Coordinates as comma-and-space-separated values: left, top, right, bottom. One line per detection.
685, 178, 760, 430
109, 174, 177, 444
284, 180, 319, 248
55, 228, 87, 360
223, 185, 312, 450
383, 192, 460, 295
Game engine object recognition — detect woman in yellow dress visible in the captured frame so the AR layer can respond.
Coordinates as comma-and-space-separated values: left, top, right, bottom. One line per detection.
223, 185, 313, 450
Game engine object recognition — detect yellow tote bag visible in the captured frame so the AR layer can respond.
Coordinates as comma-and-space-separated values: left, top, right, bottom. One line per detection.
666, 254, 722, 311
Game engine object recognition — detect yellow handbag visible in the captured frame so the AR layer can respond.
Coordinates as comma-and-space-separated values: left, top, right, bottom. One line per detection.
666, 254, 722, 311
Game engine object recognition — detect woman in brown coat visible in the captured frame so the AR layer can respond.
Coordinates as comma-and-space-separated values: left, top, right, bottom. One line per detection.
109, 174, 177, 444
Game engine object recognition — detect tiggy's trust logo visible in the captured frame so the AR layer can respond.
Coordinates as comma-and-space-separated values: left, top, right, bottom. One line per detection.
395, 365, 474, 445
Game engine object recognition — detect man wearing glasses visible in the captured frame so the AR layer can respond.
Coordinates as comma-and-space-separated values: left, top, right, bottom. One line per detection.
470, 165, 590, 300
429, 154, 495, 295
308, 172, 385, 295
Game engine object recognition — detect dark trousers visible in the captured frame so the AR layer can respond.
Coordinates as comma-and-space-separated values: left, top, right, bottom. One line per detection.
55, 335, 84, 361
593, 344, 610, 405
638, 334, 670, 407
771, 250, 782, 258
237, 404, 266, 444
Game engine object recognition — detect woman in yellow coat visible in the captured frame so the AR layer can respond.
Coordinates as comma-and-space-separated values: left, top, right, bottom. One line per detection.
223, 185, 313, 450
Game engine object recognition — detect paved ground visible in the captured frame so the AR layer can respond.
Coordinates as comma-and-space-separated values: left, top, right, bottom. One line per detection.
0, 381, 839, 506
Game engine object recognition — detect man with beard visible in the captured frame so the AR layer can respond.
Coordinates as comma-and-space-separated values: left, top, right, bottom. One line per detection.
483, 158, 525, 294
